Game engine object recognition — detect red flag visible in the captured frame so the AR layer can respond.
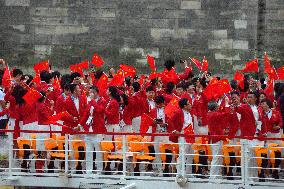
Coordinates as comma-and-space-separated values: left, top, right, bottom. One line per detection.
34, 61, 49, 73
203, 78, 219, 100
241, 59, 259, 73
96, 73, 108, 95
184, 124, 195, 143
264, 52, 272, 74
234, 71, 244, 89
91, 53, 104, 68
161, 68, 179, 84
120, 64, 136, 78
147, 55, 156, 72
70, 64, 84, 75
203, 78, 231, 100
264, 81, 274, 96
218, 79, 232, 95
149, 72, 157, 80
49, 111, 71, 123
53, 77, 61, 90
277, 66, 284, 80
31, 72, 41, 85
164, 97, 180, 119
140, 113, 154, 134
190, 57, 202, 70
78, 61, 89, 70
201, 56, 208, 72
139, 74, 146, 86
109, 70, 124, 87
2, 67, 11, 88
268, 66, 279, 81
23, 88, 42, 105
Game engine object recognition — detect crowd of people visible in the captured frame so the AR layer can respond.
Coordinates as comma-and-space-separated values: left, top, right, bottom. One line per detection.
0, 57, 283, 181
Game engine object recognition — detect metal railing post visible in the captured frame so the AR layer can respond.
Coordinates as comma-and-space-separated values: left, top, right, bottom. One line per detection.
64, 134, 69, 174
180, 137, 186, 178
122, 135, 127, 176
240, 139, 249, 186
8, 132, 13, 176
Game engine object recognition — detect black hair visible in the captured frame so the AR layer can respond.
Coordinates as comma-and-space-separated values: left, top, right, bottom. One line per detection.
164, 59, 175, 71
155, 95, 165, 105
165, 82, 175, 94
260, 99, 272, 109
40, 70, 52, 84
121, 93, 129, 106
12, 68, 23, 78
69, 83, 78, 94
70, 72, 81, 81
132, 82, 141, 92
108, 86, 121, 103
230, 80, 238, 90
176, 82, 184, 90
187, 72, 194, 80
94, 70, 103, 79
38, 91, 46, 103
90, 85, 99, 93
208, 101, 218, 111
146, 85, 155, 92
12, 85, 27, 105
125, 76, 132, 87
150, 78, 157, 86
51, 71, 61, 79
63, 83, 71, 91
60, 74, 72, 89
178, 98, 188, 109
199, 78, 207, 88
25, 74, 33, 85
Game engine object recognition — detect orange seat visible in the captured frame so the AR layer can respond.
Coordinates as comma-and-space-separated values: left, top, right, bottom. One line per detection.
254, 146, 269, 174
17, 138, 31, 158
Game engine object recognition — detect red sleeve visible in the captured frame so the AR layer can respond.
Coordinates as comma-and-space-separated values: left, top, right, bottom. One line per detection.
105, 100, 119, 117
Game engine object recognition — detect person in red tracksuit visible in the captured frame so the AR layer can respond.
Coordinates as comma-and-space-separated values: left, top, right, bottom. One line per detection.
120, 94, 133, 133
105, 86, 120, 141
207, 99, 230, 180
63, 83, 87, 134
79, 86, 106, 174
168, 98, 194, 175
232, 91, 265, 179
260, 99, 282, 145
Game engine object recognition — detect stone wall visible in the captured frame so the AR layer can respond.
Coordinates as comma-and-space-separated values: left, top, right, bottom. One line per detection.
0, 0, 283, 75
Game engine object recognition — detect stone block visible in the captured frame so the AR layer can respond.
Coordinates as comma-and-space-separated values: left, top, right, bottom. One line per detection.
30, 7, 68, 17
5, 0, 30, 6
208, 39, 233, 49
215, 52, 241, 60
234, 20, 247, 29
212, 30, 228, 39
11, 25, 25, 32
181, 0, 201, 10
233, 40, 249, 50
150, 28, 174, 39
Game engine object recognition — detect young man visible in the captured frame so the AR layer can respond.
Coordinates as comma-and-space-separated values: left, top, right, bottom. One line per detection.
168, 98, 194, 176
79, 86, 106, 174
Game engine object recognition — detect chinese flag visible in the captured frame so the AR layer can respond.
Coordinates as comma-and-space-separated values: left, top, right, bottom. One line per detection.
147, 55, 156, 72
277, 66, 284, 79
140, 113, 154, 134
201, 56, 208, 72
165, 97, 180, 118
23, 88, 42, 105
162, 68, 179, 84
70, 64, 84, 75
49, 111, 71, 123
203, 78, 219, 100
218, 79, 232, 96
149, 72, 157, 80
264, 52, 272, 74
241, 59, 259, 73
120, 64, 136, 78
34, 61, 49, 73
53, 76, 61, 90
190, 57, 202, 70
96, 73, 108, 95
31, 72, 41, 85
234, 70, 244, 89
2, 67, 11, 88
109, 70, 124, 87
264, 81, 274, 96
184, 124, 195, 143
268, 66, 279, 81
91, 53, 104, 68
78, 61, 89, 70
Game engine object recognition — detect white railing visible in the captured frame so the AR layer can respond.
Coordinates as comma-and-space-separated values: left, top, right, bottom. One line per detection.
0, 129, 283, 189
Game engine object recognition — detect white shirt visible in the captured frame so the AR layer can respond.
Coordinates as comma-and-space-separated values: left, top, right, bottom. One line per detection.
266, 109, 272, 119
157, 108, 165, 122
250, 105, 259, 121
148, 99, 155, 110
73, 97, 79, 112
0, 88, 7, 120
182, 109, 192, 130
